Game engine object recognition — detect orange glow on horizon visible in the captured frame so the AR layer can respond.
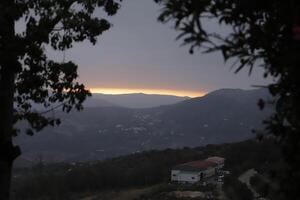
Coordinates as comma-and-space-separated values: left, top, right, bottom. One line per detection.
89, 88, 205, 98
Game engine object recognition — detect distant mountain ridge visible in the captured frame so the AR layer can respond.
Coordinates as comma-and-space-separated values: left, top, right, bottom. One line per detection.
85, 93, 190, 108
15, 88, 273, 167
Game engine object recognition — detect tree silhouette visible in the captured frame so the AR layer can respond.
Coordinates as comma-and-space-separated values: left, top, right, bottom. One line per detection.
0, 0, 121, 199
154, 0, 300, 199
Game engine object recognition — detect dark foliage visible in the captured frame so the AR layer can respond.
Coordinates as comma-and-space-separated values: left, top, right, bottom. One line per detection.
1, 0, 121, 134
250, 173, 282, 200
223, 176, 253, 200
250, 174, 269, 197
154, 0, 300, 199
0, 0, 121, 198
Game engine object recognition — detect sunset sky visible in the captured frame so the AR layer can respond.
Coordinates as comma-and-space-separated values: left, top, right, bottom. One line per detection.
49, 0, 272, 97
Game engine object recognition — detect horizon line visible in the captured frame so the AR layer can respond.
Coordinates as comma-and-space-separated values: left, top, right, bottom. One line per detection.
89, 88, 206, 98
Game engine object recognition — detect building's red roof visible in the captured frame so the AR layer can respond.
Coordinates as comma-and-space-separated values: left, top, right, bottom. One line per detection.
173, 160, 217, 171
206, 156, 225, 164
184, 160, 217, 168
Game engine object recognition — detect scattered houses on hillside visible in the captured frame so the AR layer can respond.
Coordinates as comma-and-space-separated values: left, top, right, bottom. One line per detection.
171, 156, 226, 184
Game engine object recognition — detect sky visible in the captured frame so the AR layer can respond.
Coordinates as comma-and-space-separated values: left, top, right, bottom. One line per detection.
49, 0, 272, 97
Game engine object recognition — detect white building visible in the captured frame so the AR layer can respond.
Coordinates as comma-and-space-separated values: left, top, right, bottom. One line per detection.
171, 157, 225, 183
171, 160, 218, 183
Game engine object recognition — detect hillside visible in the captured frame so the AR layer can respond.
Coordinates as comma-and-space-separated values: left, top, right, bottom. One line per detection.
15, 88, 273, 167
11, 139, 281, 200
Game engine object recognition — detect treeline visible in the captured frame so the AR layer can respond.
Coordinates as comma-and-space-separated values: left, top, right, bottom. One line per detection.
11, 139, 281, 199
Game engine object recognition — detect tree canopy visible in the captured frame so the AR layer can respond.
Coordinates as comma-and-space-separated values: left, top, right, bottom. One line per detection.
0, 0, 121, 199
154, 0, 300, 199
1, 0, 120, 134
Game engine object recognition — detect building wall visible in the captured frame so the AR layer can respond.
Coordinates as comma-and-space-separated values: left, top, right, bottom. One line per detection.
171, 170, 203, 183
171, 167, 217, 183
203, 167, 216, 178
171, 170, 180, 182
171, 170, 201, 183
216, 163, 224, 169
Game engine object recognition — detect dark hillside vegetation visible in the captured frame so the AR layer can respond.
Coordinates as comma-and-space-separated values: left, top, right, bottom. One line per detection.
11, 139, 281, 200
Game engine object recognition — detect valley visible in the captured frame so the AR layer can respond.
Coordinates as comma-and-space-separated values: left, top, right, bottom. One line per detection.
15, 88, 273, 167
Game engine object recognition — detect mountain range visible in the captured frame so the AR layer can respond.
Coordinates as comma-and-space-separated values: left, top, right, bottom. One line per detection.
14, 88, 273, 167
83, 93, 190, 108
